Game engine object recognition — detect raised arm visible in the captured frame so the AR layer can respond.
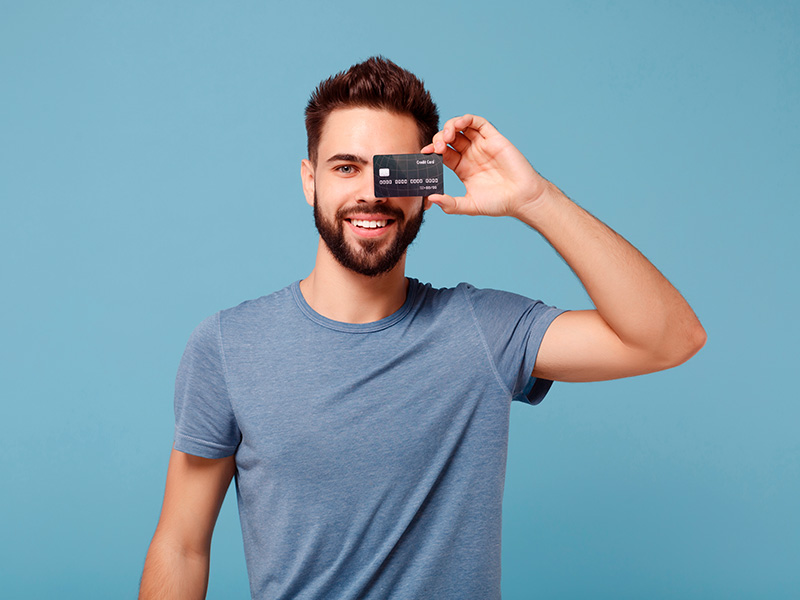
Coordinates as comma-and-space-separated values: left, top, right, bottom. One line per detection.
139, 449, 236, 600
422, 114, 706, 382
518, 190, 706, 382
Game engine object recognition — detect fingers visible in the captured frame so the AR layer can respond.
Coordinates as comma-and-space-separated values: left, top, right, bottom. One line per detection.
448, 131, 471, 153
425, 114, 499, 163
442, 114, 497, 142
422, 133, 468, 154
421, 139, 462, 171
428, 123, 474, 171
432, 116, 478, 151
439, 144, 462, 171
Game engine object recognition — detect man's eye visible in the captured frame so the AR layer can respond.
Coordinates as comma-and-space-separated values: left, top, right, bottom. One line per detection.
336, 165, 356, 174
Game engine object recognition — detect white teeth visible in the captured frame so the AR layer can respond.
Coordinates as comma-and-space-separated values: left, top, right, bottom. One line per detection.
351, 219, 388, 229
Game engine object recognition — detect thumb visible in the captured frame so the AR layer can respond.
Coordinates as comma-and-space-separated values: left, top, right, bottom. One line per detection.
427, 193, 462, 214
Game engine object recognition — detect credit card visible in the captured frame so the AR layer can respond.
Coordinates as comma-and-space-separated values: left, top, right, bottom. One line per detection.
373, 154, 444, 198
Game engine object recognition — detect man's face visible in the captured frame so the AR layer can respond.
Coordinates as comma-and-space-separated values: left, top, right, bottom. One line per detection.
301, 107, 427, 277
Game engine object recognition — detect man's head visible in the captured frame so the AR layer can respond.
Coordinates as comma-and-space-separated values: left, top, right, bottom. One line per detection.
301, 58, 439, 278
305, 56, 439, 166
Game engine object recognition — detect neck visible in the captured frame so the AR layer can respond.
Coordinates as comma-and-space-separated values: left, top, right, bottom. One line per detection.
299, 239, 410, 324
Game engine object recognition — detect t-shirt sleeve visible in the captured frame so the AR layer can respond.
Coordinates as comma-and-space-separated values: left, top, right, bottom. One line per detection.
173, 312, 241, 458
460, 283, 567, 405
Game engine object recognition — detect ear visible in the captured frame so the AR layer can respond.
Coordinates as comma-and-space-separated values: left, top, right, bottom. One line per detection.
301, 159, 315, 207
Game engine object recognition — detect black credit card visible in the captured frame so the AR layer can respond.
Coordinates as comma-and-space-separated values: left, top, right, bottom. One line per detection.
373, 154, 444, 197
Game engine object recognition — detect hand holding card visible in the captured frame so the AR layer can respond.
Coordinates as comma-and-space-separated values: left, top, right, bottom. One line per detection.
420, 114, 550, 218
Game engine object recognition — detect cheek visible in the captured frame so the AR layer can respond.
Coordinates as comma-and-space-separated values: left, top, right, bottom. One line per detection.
318, 185, 359, 211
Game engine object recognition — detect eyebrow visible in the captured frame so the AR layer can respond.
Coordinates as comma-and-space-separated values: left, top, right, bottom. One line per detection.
325, 153, 369, 165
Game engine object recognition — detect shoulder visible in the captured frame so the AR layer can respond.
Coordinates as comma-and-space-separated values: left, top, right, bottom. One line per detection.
411, 279, 507, 300
185, 282, 297, 346
216, 282, 295, 327
453, 281, 549, 314
410, 279, 556, 324
411, 278, 545, 307
408, 279, 473, 317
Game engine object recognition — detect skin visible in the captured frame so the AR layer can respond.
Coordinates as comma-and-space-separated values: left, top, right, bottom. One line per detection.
422, 113, 707, 381
299, 107, 430, 324
311, 189, 424, 278
140, 106, 706, 598
139, 450, 235, 599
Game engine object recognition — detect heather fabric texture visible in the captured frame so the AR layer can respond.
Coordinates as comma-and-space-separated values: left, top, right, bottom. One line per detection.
173, 279, 565, 600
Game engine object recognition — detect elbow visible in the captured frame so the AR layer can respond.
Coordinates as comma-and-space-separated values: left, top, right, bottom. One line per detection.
683, 322, 707, 362
662, 320, 707, 370
692, 322, 708, 354
638, 317, 707, 374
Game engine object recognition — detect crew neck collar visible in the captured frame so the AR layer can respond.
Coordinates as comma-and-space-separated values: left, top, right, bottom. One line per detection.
290, 278, 420, 333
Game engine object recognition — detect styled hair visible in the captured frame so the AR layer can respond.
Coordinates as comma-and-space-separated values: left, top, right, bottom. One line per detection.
305, 56, 439, 163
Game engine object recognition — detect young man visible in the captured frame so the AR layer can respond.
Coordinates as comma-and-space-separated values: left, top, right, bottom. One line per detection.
140, 57, 705, 599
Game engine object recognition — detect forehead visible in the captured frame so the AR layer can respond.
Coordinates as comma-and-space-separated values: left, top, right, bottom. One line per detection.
317, 107, 422, 160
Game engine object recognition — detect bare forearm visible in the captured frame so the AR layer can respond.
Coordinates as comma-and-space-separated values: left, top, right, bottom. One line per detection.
139, 536, 210, 600
515, 182, 705, 361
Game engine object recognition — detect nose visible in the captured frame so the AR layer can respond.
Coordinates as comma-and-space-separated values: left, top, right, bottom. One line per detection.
356, 164, 385, 204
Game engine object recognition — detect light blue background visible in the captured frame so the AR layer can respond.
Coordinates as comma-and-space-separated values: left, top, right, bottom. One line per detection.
2, 1, 798, 598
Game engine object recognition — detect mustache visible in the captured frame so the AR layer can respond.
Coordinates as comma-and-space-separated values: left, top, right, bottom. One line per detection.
336, 205, 406, 221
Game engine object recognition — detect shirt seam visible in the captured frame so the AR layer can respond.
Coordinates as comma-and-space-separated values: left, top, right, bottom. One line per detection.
460, 284, 514, 400
174, 430, 239, 451
290, 279, 419, 333
215, 311, 242, 436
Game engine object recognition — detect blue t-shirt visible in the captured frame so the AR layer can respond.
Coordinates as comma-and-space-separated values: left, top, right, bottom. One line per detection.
174, 279, 565, 599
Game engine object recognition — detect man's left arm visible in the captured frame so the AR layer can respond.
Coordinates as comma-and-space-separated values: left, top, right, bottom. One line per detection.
422, 114, 706, 383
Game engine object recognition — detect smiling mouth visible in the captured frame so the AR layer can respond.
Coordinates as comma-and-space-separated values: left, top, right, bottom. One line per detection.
346, 218, 395, 229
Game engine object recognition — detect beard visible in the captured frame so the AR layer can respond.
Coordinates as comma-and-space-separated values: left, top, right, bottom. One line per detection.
313, 192, 425, 277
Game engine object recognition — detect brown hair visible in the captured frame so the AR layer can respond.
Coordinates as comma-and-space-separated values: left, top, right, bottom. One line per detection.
305, 56, 439, 163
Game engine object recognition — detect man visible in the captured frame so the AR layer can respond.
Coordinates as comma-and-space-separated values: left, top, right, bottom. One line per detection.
139, 57, 705, 599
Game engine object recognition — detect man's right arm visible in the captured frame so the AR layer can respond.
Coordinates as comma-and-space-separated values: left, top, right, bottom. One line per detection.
139, 448, 236, 600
